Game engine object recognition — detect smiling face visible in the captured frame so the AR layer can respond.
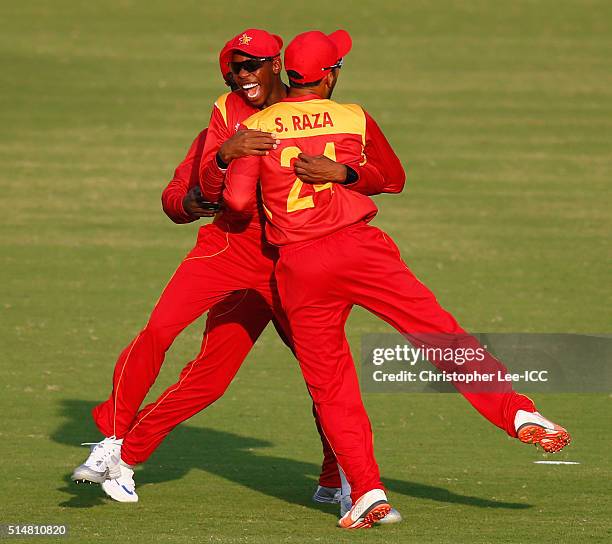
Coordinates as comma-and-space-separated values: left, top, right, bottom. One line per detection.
230, 52, 282, 108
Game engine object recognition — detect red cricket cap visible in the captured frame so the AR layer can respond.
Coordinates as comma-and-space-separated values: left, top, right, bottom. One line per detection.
284, 30, 352, 84
219, 39, 233, 82
226, 28, 283, 58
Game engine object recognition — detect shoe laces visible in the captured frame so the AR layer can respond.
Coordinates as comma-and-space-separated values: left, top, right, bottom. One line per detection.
81, 437, 122, 464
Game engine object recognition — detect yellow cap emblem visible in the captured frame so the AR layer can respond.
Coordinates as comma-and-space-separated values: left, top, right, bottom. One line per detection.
238, 33, 252, 46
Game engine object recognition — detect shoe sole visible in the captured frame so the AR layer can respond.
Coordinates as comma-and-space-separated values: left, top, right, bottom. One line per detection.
375, 507, 402, 525
339, 502, 392, 529
71, 466, 108, 484
101, 480, 139, 503
517, 424, 571, 453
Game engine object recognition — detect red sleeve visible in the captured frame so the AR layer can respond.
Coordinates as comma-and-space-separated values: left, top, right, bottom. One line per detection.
198, 102, 231, 203
223, 154, 260, 213
345, 111, 405, 195
161, 129, 207, 224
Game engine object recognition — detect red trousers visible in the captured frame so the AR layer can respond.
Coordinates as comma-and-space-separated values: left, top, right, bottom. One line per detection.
275, 222, 535, 501
92, 222, 340, 487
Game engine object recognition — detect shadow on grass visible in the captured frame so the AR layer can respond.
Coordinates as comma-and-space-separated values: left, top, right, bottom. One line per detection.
53, 399, 532, 512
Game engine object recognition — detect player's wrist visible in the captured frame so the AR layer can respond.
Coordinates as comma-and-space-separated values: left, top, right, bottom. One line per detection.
341, 165, 358, 185
181, 194, 197, 218
216, 151, 230, 170
325, 163, 348, 183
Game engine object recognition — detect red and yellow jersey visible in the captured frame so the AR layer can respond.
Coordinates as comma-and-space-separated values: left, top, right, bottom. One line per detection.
198, 91, 262, 228
224, 94, 405, 246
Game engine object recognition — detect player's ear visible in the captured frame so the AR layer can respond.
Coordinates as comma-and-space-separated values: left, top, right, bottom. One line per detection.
272, 56, 282, 75
322, 70, 339, 99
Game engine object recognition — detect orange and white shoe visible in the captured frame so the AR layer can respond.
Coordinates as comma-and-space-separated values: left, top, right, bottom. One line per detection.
515, 410, 571, 453
340, 494, 402, 525
337, 489, 391, 529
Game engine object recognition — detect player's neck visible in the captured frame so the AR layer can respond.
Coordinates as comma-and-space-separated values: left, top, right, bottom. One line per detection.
263, 82, 288, 109
287, 87, 325, 100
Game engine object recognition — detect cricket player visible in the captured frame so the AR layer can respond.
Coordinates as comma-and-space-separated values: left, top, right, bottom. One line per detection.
72, 30, 402, 521
222, 30, 571, 528
71, 32, 334, 499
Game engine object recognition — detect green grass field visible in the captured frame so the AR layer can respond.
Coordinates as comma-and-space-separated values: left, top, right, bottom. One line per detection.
1, 1, 611, 542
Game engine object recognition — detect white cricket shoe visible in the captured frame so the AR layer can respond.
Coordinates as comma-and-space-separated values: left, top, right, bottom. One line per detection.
340, 493, 402, 525
312, 485, 341, 504
71, 437, 123, 484
101, 462, 138, 502
514, 410, 571, 453
337, 488, 391, 529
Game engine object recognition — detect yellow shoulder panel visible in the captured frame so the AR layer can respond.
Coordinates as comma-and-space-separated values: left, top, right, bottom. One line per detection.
242, 108, 265, 130
339, 103, 366, 145
244, 100, 366, 142
214, 92, 231, 126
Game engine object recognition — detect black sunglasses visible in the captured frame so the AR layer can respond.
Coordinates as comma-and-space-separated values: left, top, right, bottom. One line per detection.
229, 56, 275, 75
322, 58, 344, 72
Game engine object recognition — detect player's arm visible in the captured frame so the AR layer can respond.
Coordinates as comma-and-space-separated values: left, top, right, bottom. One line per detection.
294, 110, 406, 196
222, 154, 261, 213
198, 95, 278, 203
357, 110, 406, 194
292, 155, 383, 195
198, 98, 233, 203
162, 129, 219, 223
